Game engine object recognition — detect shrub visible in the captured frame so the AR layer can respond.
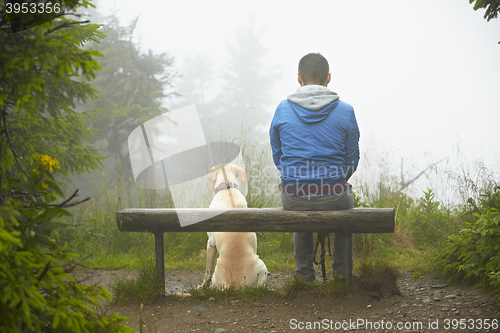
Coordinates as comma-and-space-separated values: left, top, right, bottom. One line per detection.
407, 189, 458, 248
433, 187, 500, 304
0, 156, 133, 332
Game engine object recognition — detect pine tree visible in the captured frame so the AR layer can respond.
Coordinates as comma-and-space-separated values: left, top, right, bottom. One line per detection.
82, 15, 176, 164
0, 1, 134, 331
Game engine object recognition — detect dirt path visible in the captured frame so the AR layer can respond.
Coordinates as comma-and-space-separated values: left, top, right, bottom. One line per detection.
74, 269, 500, 332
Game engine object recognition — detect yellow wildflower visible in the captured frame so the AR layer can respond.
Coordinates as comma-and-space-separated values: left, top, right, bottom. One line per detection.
37, 154, 60, 170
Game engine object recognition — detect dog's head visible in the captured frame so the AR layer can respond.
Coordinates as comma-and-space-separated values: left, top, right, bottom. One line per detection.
208, 164, 247, 192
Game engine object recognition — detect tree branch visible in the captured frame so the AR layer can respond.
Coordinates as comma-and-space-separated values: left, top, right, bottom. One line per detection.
49, 189, 90, 208
1, 11, 90, 32
65, 253, 93, 273
399, 157, 449, 191
45, 20, 90, 36
2, 109, 29, 178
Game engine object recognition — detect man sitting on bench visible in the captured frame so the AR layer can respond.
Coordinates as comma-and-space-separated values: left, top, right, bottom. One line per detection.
269, 53, 360, 282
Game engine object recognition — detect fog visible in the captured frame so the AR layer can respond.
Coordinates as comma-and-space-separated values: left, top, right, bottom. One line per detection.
87, 0, 500, 204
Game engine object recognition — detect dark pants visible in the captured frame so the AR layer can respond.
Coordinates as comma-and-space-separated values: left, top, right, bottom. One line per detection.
280, 184, 354, 282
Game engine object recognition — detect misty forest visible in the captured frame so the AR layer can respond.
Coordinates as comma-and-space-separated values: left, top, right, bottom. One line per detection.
0, 0, 499, 332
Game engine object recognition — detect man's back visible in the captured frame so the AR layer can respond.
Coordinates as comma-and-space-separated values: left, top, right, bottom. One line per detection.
270, 85, 360, 194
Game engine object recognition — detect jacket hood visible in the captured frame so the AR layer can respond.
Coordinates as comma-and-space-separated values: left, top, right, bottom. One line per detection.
287, 85, 339, 123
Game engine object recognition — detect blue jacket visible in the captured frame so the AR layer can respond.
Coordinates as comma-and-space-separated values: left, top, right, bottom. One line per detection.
269, 85, 360, 195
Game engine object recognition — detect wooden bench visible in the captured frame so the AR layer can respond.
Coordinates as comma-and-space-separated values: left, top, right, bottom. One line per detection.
115, 208, 395, 290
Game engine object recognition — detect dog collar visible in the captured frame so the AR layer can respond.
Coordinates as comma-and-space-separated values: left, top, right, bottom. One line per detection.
214, 182, 238, 194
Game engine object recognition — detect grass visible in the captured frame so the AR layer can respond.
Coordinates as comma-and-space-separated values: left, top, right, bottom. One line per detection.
109, 253, 402, 304
189, 283, 273, 302
280, 275, 347, 299
111, 256, 164, 304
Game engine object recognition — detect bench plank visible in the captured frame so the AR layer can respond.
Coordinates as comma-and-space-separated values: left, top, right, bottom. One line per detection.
116, 208, 395, 233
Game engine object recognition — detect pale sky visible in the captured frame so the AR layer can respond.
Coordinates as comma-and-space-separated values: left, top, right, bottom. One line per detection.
93, 0, 500, 202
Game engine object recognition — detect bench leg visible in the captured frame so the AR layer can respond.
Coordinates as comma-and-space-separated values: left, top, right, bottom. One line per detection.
154, 232, 165, 293
342, 232, 353, 280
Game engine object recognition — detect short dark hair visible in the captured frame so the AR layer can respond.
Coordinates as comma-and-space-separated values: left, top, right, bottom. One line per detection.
298, 53, 329, 85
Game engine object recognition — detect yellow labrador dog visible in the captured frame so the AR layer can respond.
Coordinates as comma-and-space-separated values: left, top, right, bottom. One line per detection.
201, 164, 267, 289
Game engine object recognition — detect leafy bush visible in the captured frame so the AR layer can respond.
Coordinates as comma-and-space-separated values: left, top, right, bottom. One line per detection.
0, 156, 133, 332
407, 189, 458, 248
433, 187, 500, 304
